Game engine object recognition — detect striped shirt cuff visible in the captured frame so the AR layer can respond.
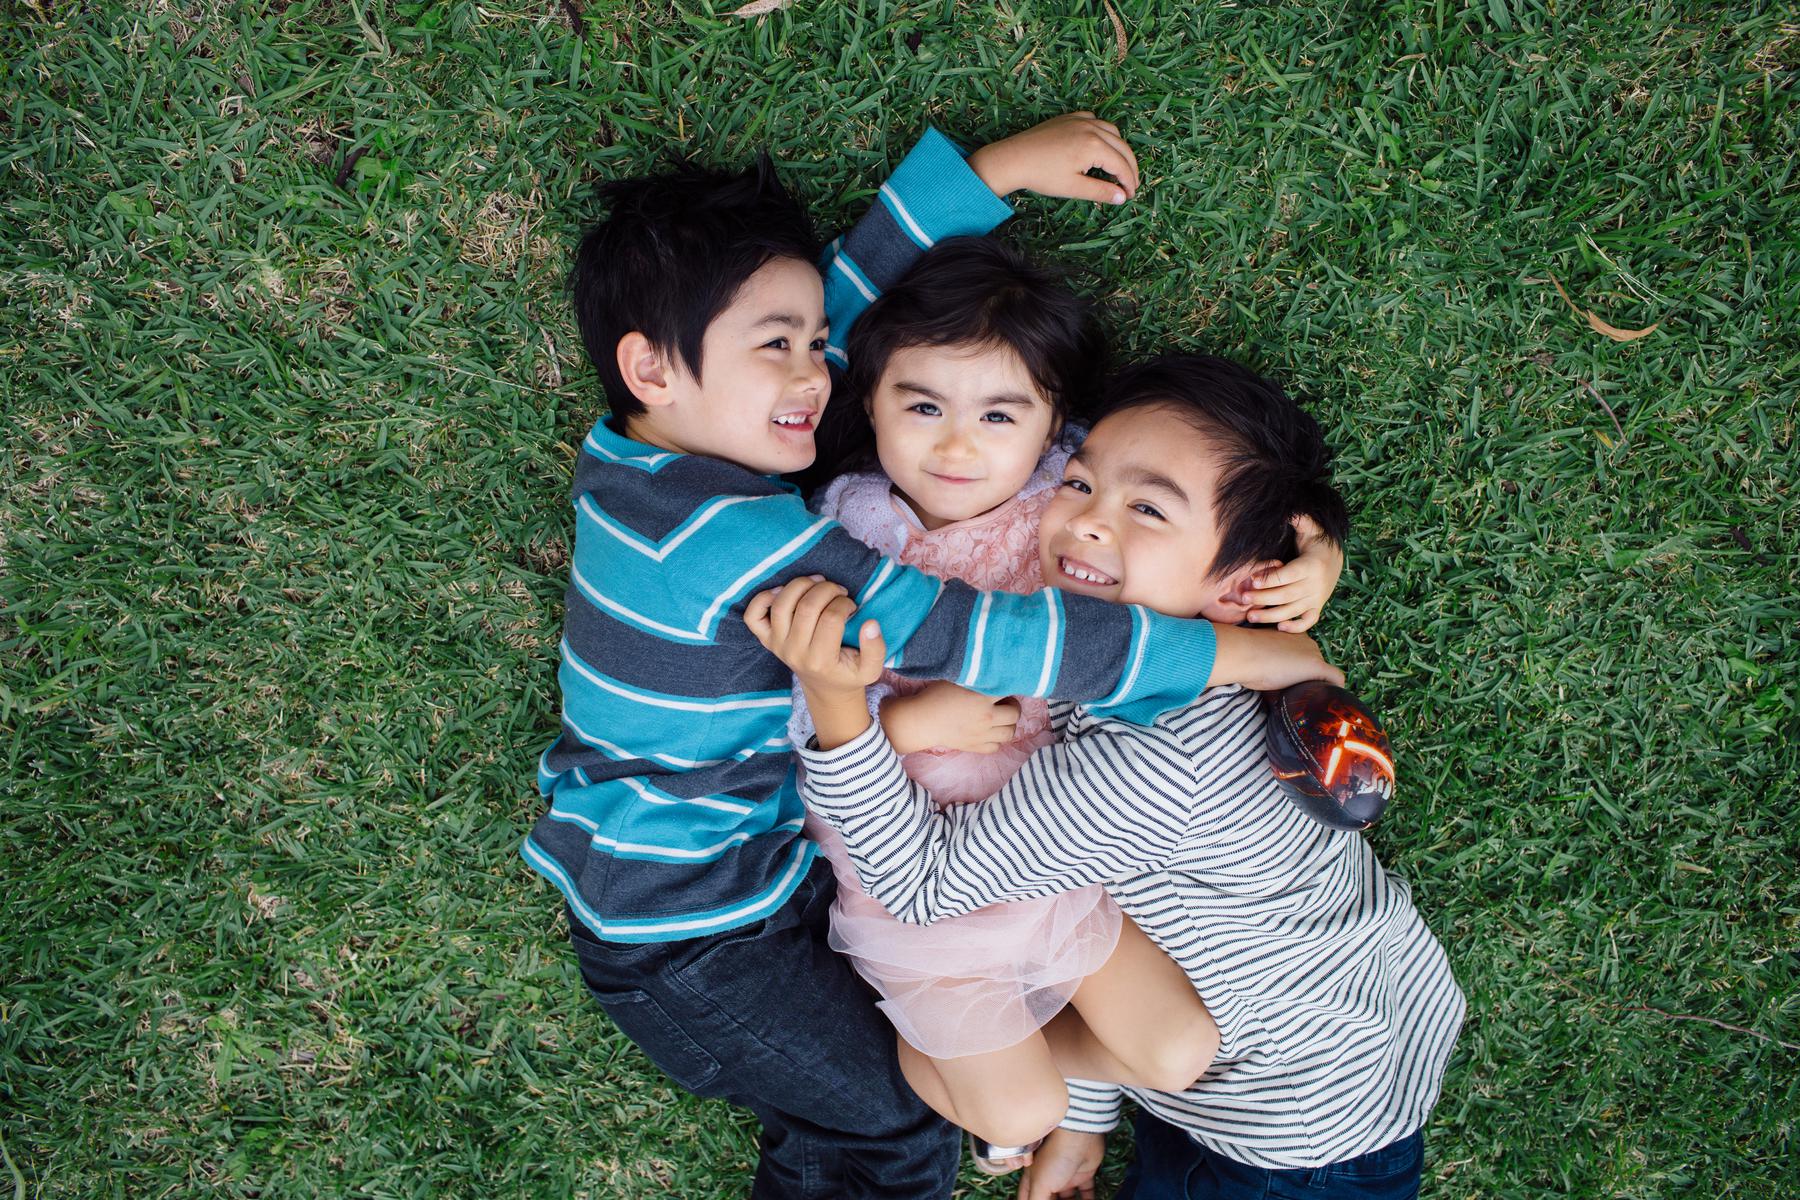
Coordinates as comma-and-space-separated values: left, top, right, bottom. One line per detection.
796, 718, 910, 819
1062, 1078, 1123, 1133
883, 126, 1015, 241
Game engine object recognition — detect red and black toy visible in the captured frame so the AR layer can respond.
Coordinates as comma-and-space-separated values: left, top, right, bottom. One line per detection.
1265, 681, 1394, 831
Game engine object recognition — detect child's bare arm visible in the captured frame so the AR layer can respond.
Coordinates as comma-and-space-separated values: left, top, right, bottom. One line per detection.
880, 682, 1020, 755
968, 111, 1141, 206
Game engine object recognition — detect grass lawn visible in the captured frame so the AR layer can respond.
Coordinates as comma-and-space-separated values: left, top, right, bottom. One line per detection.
2, 0, 1795, 1195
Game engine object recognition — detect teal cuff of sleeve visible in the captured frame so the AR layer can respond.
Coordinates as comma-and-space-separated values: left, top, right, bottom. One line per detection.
884, 126, 1015, 243
1086, 608, 1218, 726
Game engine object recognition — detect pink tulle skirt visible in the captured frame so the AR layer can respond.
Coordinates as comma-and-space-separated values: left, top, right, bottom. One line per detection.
807, 699, 1123, 1060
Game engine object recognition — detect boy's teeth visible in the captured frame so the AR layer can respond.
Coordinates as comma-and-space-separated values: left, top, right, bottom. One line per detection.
1061, 558, 1114, 585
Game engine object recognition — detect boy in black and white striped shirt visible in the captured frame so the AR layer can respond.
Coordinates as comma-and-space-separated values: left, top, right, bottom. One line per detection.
748, 356, 1465, 1198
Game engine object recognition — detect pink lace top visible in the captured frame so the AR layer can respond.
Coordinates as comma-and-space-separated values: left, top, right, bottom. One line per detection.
790, 438, 1076, 804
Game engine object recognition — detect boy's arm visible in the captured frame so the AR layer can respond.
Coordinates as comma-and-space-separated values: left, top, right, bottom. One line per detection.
762, 533, 1338, 727
818, 127, 1013, 367
819, 112, 1143, 363
796, 705, 1192, 925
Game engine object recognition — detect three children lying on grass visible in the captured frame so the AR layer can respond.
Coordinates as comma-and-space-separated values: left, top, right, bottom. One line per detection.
524, 111, 1463, 1200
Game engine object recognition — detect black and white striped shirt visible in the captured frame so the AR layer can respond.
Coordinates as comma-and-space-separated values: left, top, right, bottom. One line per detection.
799, 685, 1465, 1170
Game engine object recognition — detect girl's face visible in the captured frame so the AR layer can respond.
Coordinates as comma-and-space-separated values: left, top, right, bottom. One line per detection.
867, 341, 1059, 530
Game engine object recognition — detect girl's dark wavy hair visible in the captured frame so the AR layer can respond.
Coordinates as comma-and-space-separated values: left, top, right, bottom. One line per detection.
807, 236, 1105, 483
1099, 355, 1350, 578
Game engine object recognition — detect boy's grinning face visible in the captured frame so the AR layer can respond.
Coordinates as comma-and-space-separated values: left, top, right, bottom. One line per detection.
1039, 404, 1259, 621
626, 257, 831, 475
867, 342, 1059, 529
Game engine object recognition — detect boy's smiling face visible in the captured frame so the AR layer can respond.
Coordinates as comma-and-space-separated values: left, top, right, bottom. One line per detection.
620, 256, 831, 476
1039, 404, 1259, 621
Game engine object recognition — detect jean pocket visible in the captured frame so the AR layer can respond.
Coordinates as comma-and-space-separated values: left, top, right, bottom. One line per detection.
583, 983, 724, 1095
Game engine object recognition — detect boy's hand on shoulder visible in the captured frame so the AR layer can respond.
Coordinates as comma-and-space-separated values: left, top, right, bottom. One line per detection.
1246, 516, 1344, 633
881, 682, 1020, 755
969, 111, 1140, 206
746, 576, 887, 702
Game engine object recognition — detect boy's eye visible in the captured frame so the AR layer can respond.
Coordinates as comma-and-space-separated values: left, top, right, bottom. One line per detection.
1133, 503, 1165, 520
907, 402, 941, 416
1062, 478, 1091, 494
981, 411, 1015, 424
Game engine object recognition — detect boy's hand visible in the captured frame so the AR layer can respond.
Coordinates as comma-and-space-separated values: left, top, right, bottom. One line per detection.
1018, 1128, 1105, 1200
745, 576, 887, 702
1246, 516, 1344, 633
969, 111, 1140, 205
881, 682, 1021, 755
1210, 624, 1345, 693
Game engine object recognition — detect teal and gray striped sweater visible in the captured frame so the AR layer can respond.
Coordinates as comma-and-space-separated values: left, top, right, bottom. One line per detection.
524, 129, 1221, 941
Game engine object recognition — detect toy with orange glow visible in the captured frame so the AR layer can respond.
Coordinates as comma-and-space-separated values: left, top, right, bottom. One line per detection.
1264, 681, 1394, 831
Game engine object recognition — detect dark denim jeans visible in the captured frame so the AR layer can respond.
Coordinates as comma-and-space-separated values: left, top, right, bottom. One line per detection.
567, 858, 959, 1199
1118, 1108, 1424, 1200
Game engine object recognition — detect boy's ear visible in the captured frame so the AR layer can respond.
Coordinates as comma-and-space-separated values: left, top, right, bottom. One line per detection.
616, 331, 676, 409
1197, 561, 1267, 623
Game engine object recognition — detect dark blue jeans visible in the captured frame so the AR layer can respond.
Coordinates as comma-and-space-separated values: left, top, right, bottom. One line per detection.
567, 859, 959, 1199
1118, 1108, 1424, 1200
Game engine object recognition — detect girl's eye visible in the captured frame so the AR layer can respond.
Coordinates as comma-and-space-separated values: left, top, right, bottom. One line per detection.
809, 338, 827, 353
1062, 478, 1091, 494
764, 337, 790, 350
981, 411, 1015, 424
1133, 503, 1165, 520
907, 402, 941, 416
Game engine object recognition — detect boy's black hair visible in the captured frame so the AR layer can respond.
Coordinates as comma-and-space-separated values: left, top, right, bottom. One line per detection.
570, 156, 820, 424
809, 236, 1105, 480
1099, 355, 1350, 578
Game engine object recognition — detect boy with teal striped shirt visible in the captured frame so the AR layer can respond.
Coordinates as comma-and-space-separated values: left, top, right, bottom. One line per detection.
527, 114, 1340, 1197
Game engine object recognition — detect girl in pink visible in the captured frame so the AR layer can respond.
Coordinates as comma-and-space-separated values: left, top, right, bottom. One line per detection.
796, 239, 1341, 1172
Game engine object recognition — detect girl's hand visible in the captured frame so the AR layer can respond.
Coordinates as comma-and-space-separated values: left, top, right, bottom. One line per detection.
745, 576, 887, 703
881, 682, 1021, 755
1018, 1128, 1105, 1200
1246, 516, 1344, 633
968, 111, 1140, 205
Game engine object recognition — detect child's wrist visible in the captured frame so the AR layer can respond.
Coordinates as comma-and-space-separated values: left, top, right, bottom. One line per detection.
966, 145, 1018, 197
878, 694, 930, 754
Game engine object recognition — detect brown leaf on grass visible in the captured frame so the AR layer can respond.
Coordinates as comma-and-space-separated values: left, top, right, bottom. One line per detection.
1549, 274, 1660, 342
1102, 0, 1128, 62
729, 0, 793, 15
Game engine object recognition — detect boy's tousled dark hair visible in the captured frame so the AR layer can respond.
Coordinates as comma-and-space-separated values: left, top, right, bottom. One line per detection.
571, 157, 820, 423
810, 236, 1105, 479
1100, 355, 1350, 579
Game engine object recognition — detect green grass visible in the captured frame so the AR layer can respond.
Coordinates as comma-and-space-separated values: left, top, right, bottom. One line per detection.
2, 0, 1795, 1196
